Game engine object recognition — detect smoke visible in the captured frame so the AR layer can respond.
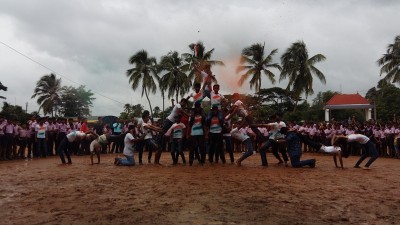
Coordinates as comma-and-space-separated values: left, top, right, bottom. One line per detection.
213, 56, 247, 95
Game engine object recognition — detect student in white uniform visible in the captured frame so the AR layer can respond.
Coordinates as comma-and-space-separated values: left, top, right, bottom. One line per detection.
115, 126, 144, 166
332, 134, 378, 169
319, 142, 345, 169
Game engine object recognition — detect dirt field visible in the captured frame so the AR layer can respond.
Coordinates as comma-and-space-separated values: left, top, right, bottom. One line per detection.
1, 152, 399, 225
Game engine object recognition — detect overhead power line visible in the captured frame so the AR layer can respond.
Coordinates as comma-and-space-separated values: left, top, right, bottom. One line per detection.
0, 40, 127, 105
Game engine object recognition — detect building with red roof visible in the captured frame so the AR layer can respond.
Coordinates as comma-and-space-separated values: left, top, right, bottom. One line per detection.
323, 93, 373, 121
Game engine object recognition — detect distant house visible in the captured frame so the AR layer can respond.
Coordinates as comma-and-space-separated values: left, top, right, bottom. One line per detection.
324, 93, 373, 121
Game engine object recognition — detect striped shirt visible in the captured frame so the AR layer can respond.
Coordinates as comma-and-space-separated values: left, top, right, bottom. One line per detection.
209, 117, 222, 133
191, 115, 204, 136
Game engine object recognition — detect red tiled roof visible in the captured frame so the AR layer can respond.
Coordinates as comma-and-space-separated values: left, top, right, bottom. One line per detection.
326, 93, 370, 105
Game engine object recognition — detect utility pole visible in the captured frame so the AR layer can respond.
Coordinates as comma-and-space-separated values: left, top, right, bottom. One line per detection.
25, 102, 28, 113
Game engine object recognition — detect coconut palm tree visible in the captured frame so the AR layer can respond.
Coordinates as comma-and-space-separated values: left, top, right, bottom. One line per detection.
280, 41, 326, 111
31, 73, 62, 116
159, 51, 192, 102
124, 104, 132, 115
182, 41, 224, 84
0, 81, 7, 99
237, 43, 281, 92
377, 35, 400, 84
126, 50, 159, 117
155, 74, 167, 122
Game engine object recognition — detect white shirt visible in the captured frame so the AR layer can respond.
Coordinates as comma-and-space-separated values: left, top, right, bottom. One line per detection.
347, 134, 369, 144
231, 128, 249, 142
234, 100, 248, 117
268, 121, 286, 140
66, 131, 86, 142
35, 124, 47, 139
141, 120, 153, 140
321, 146, 341, 153
123, 133, 135, 157
167, 104, 182, 122
210, 91, 225, 110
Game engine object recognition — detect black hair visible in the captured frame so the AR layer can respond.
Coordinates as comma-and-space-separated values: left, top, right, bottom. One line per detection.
142, 110, 150, 119
280, 127, 288, 135
333, 137, 350, 158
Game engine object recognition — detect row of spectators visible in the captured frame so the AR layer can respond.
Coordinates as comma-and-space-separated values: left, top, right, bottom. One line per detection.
0, 115, 399, 161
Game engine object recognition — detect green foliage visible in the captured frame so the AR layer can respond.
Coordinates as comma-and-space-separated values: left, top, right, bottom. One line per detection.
280, 41, 326, 110
0, 102, 31, 123
120, 103, 144, 119
237, 43, 281, 92
31, 73, 62, 116
330, 109, 364, 122
59, 85, 95, 117
159, 51, 192, 101
182, 41, 224, 85
0, 81, 7, 100
372, 85, 400, 121
126, 50, 159, 117
256, 87, 295, 113
365, 81, 400, 121
377, 35, 400, 84
311, 91, 337, 107
119, 112, 130, 120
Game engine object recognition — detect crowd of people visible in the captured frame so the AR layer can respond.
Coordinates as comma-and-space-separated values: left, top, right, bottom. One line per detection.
0, 68, 398, 169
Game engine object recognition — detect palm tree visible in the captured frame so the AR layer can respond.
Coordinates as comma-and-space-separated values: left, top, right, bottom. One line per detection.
124, 103, 132, 115
31, 73, 62, 116
155, 74, 166, 122
0, 82, 7, 100
377, 35, 400, 84
159, 51, 192, 102
126, 50, 159, 117
237, 43, 281, 92
182, 41, 224, 84
280, 41, 326, 111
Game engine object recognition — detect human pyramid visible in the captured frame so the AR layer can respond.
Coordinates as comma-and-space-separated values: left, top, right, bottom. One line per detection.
87, 65, 378, 169
0, 65, 379, 169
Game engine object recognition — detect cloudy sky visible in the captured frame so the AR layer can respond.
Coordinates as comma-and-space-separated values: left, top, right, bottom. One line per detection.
0, 0, 399, 116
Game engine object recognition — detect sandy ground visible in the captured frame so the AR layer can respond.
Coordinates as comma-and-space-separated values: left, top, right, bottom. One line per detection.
1, 152, 400, 225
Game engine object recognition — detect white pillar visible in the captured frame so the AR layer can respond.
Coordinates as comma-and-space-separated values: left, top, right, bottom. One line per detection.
365, 108, 372, 121
325, 109, 330, 122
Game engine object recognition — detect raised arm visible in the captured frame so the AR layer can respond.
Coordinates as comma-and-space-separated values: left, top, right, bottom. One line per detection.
143, 123, 163, 133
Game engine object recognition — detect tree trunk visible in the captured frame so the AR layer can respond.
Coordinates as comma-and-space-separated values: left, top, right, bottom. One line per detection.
293, 99, 298, 112
144, 87, 153, 118
176, 86, 180, 104
162, 91, 165, 123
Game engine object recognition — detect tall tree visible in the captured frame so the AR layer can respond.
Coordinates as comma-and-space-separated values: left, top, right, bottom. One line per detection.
131, 104, 144, 117
126, 50, 159, 117
59, 85, 94, 117
182, 41, 224, 84
124, 104, 132, 115
256, 87, 295, 113
377, 35, 400, 84
159, 51, 192, 101
0, 82, 7, 100
156, 74, 166, 122
280, 41, 326, 111
237, 43, 281, 92
31, 73, 62, 116
0, 102, 31, 123
366, 79, 398, 121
